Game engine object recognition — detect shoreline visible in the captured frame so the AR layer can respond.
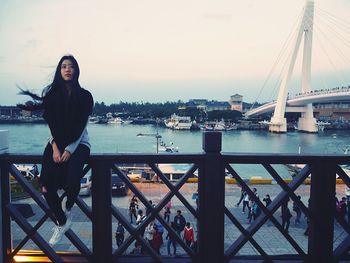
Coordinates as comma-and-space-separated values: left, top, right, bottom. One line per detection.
0, 118, 349, 130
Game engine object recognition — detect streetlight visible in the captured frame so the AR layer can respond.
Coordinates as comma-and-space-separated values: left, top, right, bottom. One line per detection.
136, 133, 162, 153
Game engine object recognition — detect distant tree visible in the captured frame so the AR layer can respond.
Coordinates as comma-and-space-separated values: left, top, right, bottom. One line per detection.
207, 110, 242, 121
92, 101, 182, 118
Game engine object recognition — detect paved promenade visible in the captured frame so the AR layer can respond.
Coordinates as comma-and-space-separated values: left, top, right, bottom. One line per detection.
12, 182, 349, 258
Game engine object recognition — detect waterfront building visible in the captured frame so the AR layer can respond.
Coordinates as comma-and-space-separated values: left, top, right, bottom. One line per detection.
0, 106, 21, 117
205, 101, 230, 112
229, 94, 243, 112
183, 99, 231, 112
313, 101, 350, 121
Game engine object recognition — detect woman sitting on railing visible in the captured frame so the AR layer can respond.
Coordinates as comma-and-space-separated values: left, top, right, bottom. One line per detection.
17, 54, 93, 246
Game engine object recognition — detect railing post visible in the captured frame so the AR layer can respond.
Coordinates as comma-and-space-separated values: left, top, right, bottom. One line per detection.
0, 131, 10, 263
92, 161, 112, 263
308, 162, 336, 263
198, 132, 224, 263
0, 160, 11, 263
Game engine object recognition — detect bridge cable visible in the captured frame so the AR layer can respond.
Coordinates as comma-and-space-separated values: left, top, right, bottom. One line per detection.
249, 9, 304, 111
315, 9, 350, 48
302, 10, 347, 87
268, 41, 295, 102
311, 17, 348, 86
315, 14, 350, 69
316, 7, 350, 34
315, 11, 350, 59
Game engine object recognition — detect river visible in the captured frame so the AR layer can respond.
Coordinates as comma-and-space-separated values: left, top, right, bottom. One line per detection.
1, 123, 349, 179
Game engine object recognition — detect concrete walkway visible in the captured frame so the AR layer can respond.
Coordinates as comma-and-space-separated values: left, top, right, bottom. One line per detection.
11, 182, 349, 258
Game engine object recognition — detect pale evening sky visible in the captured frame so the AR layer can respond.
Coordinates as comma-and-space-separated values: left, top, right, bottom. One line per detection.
0, 0, 350, 106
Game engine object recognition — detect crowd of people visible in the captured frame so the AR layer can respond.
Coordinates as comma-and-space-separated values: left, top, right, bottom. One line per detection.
116, 187, 350, 255
236, 187, 306, 233
116, 197, 196, 256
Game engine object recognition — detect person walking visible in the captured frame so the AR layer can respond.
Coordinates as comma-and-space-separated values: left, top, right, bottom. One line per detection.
17, 55, 93, 246
183, 222, 194, 247
336, 197, 347, 222
263, 194, 272, 226
236, 187, 245, 207
115, 222, 125, 247
129, 196, 138, 224
174, 210, 186, 236
247, 188, 258, 223
136, 209, 146, 227
293, 196, 302, 225
151, 225, 163, 255
281, 199, 292, 233
145, 220, 155, 246
263, 194, 272, 207
146, 200, 155, 216
164, 206, 171, 223
166, 222, 177, 256
242, 192, 250, 214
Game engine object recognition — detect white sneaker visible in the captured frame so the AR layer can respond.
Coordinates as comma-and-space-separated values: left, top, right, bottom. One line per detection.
49, 224, 69, 246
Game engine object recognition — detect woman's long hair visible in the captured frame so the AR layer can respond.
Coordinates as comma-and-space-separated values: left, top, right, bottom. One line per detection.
17, 55, 81, 111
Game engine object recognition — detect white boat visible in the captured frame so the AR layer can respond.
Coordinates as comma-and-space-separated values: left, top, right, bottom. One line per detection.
108, 117, 124, 124
164, 114, 192, 130
204, 121, 238, 131
14, 164, 39, 179
285, 163, 350, 178
259, 120, 271, 125
88, 117, 99, 124
226, 123, 238, 130
158, 141, 179, 153
316, 121, 331, 132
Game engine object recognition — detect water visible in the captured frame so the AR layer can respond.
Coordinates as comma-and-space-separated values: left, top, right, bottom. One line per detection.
1, 123, 349, 154
1, 123, 349, 179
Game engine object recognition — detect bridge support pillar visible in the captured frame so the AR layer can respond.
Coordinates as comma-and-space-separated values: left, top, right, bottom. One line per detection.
297, 104, 318, 133
269, 117, 287, 133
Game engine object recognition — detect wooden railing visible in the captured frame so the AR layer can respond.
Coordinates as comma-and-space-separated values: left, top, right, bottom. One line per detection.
1, 132, 350, 263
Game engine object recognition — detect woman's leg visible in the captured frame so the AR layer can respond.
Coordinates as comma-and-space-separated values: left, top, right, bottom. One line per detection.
167, 239, 171, 255
65, 145, 90, 210
41, 143, 66, 225
286, 219, 290, 232
43, 185, 66, 225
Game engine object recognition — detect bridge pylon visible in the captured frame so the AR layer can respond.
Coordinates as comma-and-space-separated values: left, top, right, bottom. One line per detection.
269, 0, 317, 133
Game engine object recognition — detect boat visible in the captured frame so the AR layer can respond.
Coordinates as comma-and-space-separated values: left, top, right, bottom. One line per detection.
108, 117, 124, 124
226, 123, 238, 130
316, 121, 331, 132
14, 164, 39, 179
164, 114, 192, 130
158, 140, 179, 153
285, 163, 350, 178
203, 121, 238, 131
88, 117, 99, 124
259, 120, 271, 125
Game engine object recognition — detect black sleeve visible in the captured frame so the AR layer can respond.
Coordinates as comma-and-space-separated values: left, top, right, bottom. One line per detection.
70, 90, 94, 143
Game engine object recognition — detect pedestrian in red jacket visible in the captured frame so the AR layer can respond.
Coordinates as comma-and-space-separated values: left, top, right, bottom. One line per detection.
183, 222, 194, 247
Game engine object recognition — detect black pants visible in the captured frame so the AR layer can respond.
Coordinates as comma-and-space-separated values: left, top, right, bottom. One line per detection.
42, 143, 90, 225
282, 218, 290, 232
116, 234, 124, 247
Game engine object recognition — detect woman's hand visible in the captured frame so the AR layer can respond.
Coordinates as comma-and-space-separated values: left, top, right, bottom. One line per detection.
61, 150, 72, 162
52, 142, 62, 163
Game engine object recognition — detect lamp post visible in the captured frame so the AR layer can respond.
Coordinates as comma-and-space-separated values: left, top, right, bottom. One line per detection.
136, 132, 162, 153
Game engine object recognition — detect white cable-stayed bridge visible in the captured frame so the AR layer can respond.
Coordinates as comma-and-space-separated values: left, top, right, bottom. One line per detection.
246, 86, 350, 117
245, 0, 350, 133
